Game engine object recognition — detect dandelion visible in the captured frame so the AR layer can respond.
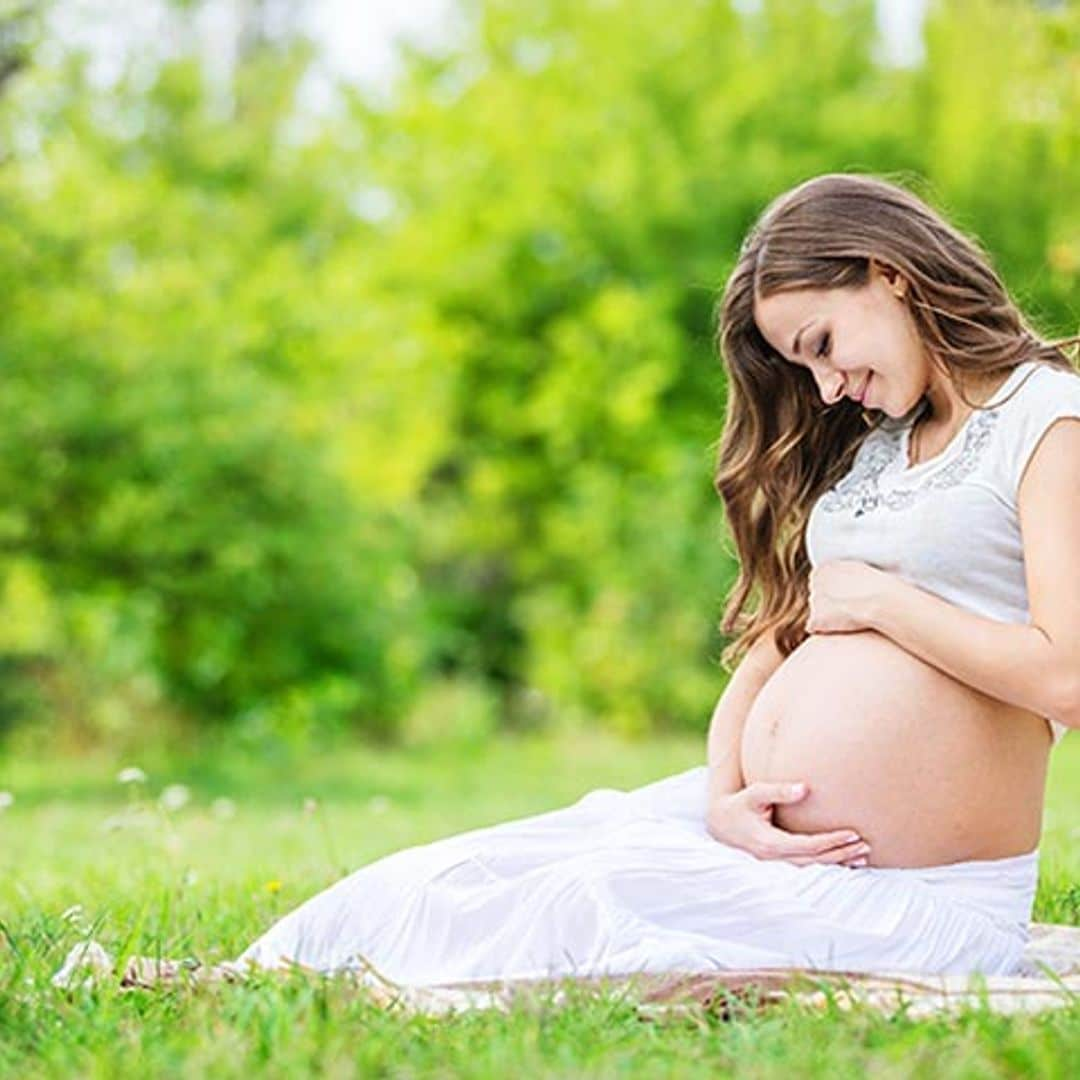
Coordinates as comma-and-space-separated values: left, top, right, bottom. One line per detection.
159, 784, 191, 812
211, 797, 236, 821
101, 808, 157, 832
265, 879, 282, 894
116, 767, 147, 785
0, 791, 13, 812
303, 795, 342, 872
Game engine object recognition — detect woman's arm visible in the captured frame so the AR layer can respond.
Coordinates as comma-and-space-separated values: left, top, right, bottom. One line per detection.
706, 630, 784, 801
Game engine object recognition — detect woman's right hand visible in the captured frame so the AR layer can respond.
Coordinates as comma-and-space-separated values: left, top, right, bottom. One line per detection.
705, 781, 871, 867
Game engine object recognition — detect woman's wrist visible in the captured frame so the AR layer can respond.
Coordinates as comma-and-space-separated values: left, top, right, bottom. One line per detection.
863, 568, 903, 634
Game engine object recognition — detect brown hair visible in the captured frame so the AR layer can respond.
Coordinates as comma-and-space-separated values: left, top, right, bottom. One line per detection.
713, 171, 1080, 673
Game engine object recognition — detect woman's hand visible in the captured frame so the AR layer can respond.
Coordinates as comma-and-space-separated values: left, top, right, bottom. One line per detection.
705, 782, 871, 867
806, 560, 894, 634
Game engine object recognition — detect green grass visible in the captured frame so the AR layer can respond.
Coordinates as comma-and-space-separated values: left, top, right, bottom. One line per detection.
1, 730, 1079, 1078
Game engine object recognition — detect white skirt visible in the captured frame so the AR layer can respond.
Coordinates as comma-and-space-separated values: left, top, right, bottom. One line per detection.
236, 765, 1038, 986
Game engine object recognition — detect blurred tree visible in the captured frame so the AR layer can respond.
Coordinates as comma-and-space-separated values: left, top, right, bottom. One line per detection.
0, 2, 35, 99
0, 0, 1076, 746
0, 34, 419, 742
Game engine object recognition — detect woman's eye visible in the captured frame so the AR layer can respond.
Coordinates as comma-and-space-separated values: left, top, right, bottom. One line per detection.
816, 332, 831, 358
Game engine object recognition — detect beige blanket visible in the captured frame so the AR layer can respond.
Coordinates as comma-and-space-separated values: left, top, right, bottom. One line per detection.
51, 923, 1080, 1019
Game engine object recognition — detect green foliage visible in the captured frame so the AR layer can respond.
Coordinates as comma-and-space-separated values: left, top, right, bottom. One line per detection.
0, 46, 423, 739
0, 0, 1078, 741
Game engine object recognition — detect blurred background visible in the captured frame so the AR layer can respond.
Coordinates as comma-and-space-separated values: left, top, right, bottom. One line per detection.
0, 0, 1078, 760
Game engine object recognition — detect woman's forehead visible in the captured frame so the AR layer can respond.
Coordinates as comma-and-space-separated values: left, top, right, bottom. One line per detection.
753, 289, 824, 346
754, 284, 843, 319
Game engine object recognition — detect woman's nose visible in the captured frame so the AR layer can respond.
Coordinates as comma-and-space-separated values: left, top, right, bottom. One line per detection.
820, 372, 846, 405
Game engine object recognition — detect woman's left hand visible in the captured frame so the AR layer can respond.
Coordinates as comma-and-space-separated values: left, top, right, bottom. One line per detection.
806, 560, 894, 634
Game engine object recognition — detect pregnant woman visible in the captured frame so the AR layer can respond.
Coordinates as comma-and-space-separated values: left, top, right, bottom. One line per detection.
235, 172, 1080, 984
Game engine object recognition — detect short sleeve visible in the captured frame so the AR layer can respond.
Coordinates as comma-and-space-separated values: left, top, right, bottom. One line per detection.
1000, 366, 1080, 505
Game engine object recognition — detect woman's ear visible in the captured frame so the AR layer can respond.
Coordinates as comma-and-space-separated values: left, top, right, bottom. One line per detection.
870, 256, 908, 298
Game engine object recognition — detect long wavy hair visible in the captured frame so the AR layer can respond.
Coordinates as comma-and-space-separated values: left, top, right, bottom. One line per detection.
714, 171, 1080, 674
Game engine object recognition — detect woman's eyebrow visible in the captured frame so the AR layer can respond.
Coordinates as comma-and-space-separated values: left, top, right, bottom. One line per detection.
791, 319, 815, 356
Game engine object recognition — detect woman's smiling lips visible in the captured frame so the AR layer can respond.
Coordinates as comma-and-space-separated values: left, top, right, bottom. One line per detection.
850, 374, 872, 403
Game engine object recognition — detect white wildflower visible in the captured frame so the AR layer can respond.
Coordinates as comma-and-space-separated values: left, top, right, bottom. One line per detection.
159, 784, 191, 812
302, 797, 318, 815
116, 767, 147, 785
0, 791, 13, 811
101, 807, 157, 832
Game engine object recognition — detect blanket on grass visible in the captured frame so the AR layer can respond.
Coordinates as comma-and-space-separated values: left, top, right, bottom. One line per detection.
50, 923, 1080, 1020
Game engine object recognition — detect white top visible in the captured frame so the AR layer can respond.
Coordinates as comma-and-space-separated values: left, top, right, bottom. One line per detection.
806, 360, 1080, 746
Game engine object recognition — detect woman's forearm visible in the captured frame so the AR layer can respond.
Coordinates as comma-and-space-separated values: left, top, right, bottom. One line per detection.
706, 636, 784, 800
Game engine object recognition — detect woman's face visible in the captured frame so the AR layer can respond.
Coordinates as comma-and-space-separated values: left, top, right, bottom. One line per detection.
752, 264, 928, 418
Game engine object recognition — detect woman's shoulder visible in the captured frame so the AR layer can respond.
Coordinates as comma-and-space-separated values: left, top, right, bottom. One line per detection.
991, 359, 1080, 501
996, 359, 1080, 420
1006, 358, 1080, 394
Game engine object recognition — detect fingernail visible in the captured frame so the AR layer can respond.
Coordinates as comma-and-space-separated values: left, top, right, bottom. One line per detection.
851, 857, 868, 868
790, 783, 805, 797
843, 833, 860, 844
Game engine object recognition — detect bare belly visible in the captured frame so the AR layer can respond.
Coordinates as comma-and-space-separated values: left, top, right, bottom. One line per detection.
740, 630, 1050, 868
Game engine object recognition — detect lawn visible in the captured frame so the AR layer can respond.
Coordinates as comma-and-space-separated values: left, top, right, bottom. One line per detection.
1, 730, 1078, 1078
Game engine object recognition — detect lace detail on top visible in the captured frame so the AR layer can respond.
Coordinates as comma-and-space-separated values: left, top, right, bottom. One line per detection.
819, 408, 1001, 519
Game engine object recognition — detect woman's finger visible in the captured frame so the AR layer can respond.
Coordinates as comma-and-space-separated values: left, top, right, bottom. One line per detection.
762, 826, 865, 857
812, 840, 871, 865
784, 841, 871, 866
744, 780, 809, 808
